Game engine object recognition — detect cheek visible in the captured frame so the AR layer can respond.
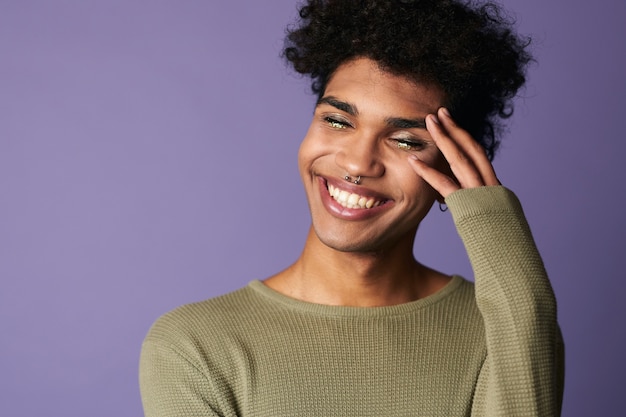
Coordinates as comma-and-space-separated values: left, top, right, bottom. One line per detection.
395, 155, 440, 200
297, 126, 333, 175
430, 150, 450, 174
297, 132, 314, 177
405, 173, 437, 200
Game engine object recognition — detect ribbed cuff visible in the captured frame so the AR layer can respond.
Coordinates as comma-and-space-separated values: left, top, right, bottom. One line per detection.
445, 186, 524, 222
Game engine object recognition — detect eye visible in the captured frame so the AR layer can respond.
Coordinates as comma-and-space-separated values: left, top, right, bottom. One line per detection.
323, 116, 351, 129
393, 138, 427, 151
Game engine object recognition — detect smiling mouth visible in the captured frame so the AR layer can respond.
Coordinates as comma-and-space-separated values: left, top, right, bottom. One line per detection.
327, 184, 386, 209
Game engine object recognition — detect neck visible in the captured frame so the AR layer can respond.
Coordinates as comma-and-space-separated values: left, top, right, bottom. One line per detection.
265, 227, 450, 307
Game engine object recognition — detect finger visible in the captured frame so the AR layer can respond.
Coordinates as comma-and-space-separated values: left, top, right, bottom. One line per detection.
437, 108, 500, 186
407, 154, 460, 198
426, 113, 485, 189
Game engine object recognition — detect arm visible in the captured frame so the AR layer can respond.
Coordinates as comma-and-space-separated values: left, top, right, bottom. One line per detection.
409, 108, 564, 416
447, 186, 563, 416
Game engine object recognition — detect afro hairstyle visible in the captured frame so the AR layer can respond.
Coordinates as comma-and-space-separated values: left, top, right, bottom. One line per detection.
283, 0, 533, 160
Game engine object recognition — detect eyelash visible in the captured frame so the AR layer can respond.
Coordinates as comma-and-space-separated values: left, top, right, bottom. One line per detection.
323, 116, 351, 129
393, 138, 427, 151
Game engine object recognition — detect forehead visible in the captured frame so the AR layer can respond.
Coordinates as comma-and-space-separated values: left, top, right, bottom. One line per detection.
323, 57, 444, 115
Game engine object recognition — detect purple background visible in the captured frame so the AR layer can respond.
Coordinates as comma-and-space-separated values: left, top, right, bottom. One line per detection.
1, 1, 624, 416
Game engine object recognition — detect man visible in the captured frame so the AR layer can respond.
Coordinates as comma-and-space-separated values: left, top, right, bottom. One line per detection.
140, 1, 563, 415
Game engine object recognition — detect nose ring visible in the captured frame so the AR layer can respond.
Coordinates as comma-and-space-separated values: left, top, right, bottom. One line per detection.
344, 175, 361, 185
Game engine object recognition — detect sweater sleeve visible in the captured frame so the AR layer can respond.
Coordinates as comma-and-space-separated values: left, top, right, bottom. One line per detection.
139, 337, 223, 417
446, 186, 564, 417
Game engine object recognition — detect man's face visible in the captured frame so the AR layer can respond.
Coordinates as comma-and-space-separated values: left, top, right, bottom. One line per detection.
298, 57, 446, 253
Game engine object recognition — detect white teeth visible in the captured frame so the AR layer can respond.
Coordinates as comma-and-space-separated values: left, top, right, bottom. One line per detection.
327, 184, 382, 209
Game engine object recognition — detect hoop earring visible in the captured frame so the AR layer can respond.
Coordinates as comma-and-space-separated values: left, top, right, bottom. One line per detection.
438, 202, 448, 212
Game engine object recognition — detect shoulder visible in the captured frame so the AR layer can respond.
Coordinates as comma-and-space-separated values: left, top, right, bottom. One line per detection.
139, 286, 271, 415
142, 283, 270, 351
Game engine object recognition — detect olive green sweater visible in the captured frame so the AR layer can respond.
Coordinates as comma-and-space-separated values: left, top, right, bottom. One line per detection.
139, 186, 564, 416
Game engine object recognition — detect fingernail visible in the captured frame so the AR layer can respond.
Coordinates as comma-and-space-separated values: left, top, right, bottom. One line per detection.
428, 114, 440, 125
441, 107, 451, 117
409, 154, 418, 160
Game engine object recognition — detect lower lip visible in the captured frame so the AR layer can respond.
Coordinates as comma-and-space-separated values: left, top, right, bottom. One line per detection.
318, 177, 393, 221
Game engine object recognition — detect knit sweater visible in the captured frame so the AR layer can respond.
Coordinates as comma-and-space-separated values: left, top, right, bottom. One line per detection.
139, 186, 564, 416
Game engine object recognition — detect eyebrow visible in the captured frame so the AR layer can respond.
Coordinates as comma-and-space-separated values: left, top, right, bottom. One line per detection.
384, 117, 427, 130
317, 96, 427, 130
316, 96, 359, 116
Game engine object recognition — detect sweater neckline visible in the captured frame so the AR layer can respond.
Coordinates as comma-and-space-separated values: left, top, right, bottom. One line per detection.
247, 275, 465, 317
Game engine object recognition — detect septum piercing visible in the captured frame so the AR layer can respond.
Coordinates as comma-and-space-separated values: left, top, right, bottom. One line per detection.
344, 175, 361, 185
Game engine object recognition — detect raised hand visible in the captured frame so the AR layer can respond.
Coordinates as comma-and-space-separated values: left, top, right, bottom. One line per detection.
408, 107, 500, 199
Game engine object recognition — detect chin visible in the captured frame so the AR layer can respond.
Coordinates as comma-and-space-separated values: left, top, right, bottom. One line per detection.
312, 223, 414, 255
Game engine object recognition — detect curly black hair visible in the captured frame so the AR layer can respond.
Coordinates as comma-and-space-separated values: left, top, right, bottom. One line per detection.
283, 0, 532, 160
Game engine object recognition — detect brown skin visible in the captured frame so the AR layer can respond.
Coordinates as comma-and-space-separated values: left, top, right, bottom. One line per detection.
265, 58, 499, 307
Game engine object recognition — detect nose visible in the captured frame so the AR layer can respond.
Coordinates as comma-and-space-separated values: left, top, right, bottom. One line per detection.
334, 136, 385, 179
